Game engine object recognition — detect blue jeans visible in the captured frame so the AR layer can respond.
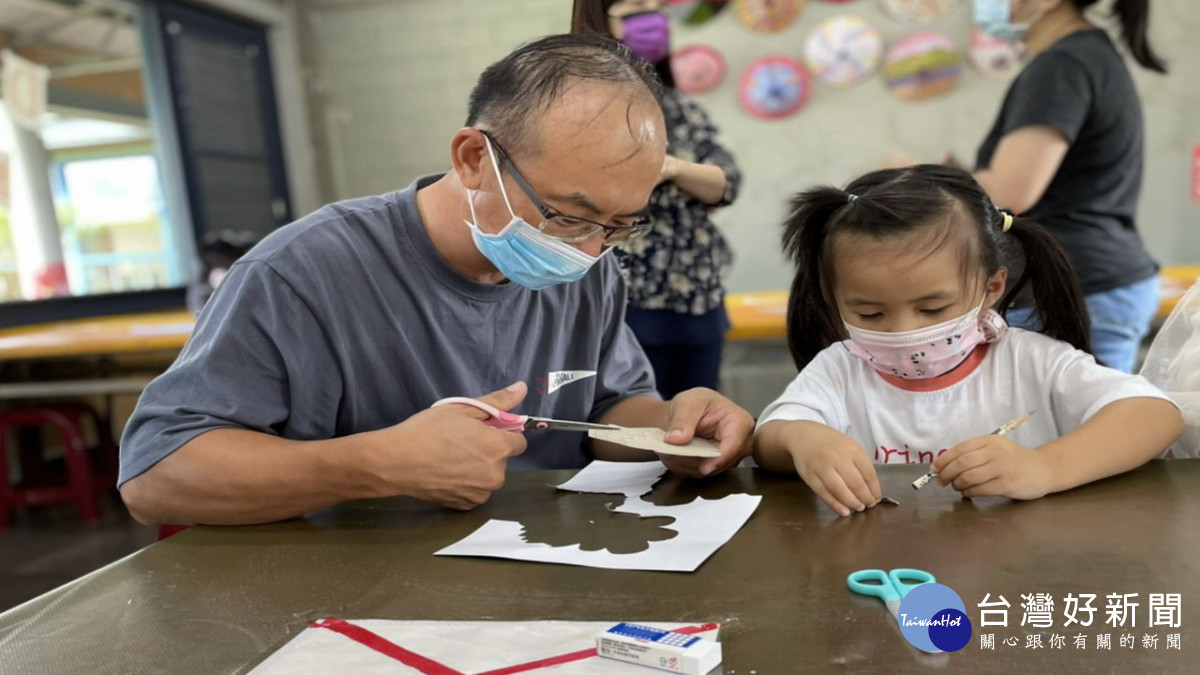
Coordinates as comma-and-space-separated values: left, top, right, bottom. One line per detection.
1006, 276, 1160, 373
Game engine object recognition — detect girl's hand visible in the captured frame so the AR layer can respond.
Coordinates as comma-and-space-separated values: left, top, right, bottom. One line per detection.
932, 436, 1053, 500
792, 437, 882, 517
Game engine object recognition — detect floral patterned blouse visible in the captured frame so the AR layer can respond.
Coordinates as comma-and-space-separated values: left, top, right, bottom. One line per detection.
615, 88, 741, 316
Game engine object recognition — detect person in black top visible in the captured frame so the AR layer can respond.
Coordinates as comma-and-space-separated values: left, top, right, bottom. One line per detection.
572, 0, 742, 398
970, 0, 1167, 372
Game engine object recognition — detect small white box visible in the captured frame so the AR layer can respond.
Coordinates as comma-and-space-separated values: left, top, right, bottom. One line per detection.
595, 623, 722, 674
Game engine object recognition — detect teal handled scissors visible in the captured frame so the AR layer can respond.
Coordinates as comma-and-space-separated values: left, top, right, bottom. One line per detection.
432, 397, 621, 433
847, 568, 940, 653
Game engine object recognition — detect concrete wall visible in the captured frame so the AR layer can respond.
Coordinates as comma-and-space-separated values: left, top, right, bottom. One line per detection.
297, 0, 1200, 294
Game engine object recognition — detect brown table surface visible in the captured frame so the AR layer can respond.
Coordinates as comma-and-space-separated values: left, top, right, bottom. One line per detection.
2, 462, 1197, 673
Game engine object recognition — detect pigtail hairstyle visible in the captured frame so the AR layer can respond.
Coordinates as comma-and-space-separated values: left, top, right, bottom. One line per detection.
1075, 0, 1167, 73
782, 168, 950, 370
998, 214, 1093, 354
782, 187, 853, 370
782, 165, 1093, 371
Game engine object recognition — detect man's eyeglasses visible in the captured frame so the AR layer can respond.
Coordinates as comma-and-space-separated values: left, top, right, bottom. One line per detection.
479, 130, 650, 244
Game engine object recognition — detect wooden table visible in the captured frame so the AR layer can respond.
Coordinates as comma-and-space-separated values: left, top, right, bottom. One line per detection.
1, 462, 1195, 674
0, 309, 193, 399
0, 310, 194, 362
725, 266, 1200, 342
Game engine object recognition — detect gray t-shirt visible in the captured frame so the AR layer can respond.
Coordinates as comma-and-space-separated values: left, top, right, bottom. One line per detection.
119, 175, 659, 485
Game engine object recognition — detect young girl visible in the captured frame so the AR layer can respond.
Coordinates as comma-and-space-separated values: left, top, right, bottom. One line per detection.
753, 165, 1181, 517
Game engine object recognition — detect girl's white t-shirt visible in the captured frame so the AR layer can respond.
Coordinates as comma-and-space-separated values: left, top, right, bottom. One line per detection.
757, 329, 1172, 465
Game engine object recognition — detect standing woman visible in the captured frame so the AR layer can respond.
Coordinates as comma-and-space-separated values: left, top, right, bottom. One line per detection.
572, 0, 742, 398
971, 0, 1167, 373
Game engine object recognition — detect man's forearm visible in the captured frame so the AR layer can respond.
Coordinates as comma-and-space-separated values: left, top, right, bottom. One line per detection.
119, 428, 381, 526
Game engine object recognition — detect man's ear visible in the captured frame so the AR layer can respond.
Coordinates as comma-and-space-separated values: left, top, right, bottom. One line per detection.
451, 128, 488, 190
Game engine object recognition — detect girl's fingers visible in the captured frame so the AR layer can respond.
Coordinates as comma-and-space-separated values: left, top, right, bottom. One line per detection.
961, 477, 1005, 499
952, 463, 998, 492
836, 462, 878, 510
808, 473, 852, 517
851, 451, 884, 502
821, 468, 865, 515
938, 446, 993, 485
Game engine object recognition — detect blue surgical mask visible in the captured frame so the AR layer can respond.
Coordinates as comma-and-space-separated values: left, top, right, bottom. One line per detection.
463, 139, 606, 290
974, 0, 1040, 43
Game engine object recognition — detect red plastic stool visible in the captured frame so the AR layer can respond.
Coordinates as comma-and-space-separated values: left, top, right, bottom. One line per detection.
0, 404, 119, 528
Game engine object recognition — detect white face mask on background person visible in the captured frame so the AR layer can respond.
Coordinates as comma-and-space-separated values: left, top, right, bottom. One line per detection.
462, 137, 606, 290
974, 0, 1043, 43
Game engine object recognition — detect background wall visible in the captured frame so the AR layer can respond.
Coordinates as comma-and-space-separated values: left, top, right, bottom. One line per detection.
298, 0, 1200, 294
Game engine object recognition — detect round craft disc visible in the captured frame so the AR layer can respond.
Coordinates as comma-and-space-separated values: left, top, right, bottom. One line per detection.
735, 0, 804, 33
739, 55, 812, 119
881, 0, 955, 25
882, 31, 962, 102
671, 44, 727, 94
804, 14, 884, 89
967, 27, 1025, 80
587, 427, 722, 458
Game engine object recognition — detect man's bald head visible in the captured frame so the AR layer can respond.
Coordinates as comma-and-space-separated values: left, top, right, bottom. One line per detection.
465, 33, 663, 159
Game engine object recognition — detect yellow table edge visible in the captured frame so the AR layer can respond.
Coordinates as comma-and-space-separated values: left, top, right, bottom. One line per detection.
0, 309, 195, 361
726, 266, 1200, 343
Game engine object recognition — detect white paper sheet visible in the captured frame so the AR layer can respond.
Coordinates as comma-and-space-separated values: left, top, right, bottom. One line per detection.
436, 461, 761, 572
250, 619, 721, 675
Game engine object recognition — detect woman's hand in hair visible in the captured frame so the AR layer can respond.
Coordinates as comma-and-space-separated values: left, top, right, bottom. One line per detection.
879, 149, 917, 170
941, 152, 964, 170
658, 154, 728, 204
931, 435, 1053, 500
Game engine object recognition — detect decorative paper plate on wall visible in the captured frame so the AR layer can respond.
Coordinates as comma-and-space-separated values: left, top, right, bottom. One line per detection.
735, 0, 804, 33
671, 45, 727, 94
804, 15, 884, 89
967, 27, 1025, 80
880, 0, 956, 24
739, 55, 812, 119
883, 31, 962, 102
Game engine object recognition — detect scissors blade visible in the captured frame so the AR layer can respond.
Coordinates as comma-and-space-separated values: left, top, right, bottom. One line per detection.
525, 417, 622, 432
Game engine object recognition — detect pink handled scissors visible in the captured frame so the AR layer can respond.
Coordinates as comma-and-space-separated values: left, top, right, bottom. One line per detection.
432, 397, 622, 433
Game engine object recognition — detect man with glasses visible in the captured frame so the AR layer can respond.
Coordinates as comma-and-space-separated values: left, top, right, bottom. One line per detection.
118, 34, 755, 526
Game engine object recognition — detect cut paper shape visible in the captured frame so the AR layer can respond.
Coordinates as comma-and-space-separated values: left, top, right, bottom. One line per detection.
804, 14, 884, 89
967, 27, 1025, 80
883, 31, 962, 102
671, 44, 727, 95
587, 427, 720, 457
735, 0, 803, 33
739, 55, 812, 119
642, 467, 758, 507
520, 506, 678, 554
436, 461, 761, 572
556, 459, 669, 498
881, 0, 955, 25
250, 620, 722, 675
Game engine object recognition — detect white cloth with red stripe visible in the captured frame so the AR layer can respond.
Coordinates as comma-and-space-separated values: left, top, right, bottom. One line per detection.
249, 619, 720, 675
